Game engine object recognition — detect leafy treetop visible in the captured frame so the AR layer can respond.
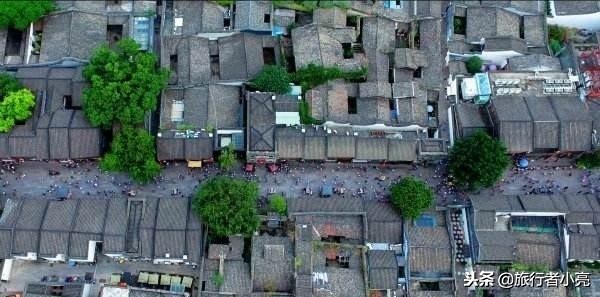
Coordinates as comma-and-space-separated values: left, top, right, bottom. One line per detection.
0, 0, 54, 30
448, 130, 510, 190
83, 38, 169, 128
0, 89, 36, 133
192, 176, 259, 238
269, 194, 287, 215
390, 176, 434, 220
218, 144, 236, 172
466, 56, 482, 74
100, 127, 160, 184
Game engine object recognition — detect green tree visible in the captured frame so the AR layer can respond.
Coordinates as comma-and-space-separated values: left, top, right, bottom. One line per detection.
0, 0, 54, 30
100, 127, 160, 183
549, 39, 562, 56
390, 176, 434, 220
218, 144, 236, 172
449, 131, 510, 190
0, 89, 35, 132
0, 74, 23, 99
269, 194, 287, 215
250, 65, 292, 94
192, 177, 259, 238
83, 38, 169, 128
466, 56, 482, 74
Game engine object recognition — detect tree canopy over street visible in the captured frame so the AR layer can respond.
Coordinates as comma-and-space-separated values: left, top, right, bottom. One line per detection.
192, 177, 259, 238
83, 38, 169, 128
390, 176, 433, 220
100, 127, 160, 184
449, 130, 510, 190
0, 0, 54, 30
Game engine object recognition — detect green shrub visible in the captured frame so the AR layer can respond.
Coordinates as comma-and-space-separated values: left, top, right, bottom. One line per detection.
0, 89, 36, 133
465, 56, 483, 74
250, 65, 292, 94
291, 64, 366, 90
576, 150, 600, 169
269, 194, 287, 215
299, 100, 320, 125
212, 273, 224, 287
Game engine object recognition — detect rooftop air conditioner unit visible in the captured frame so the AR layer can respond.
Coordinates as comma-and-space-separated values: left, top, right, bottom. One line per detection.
183, 255, 188, 260
301, 128, 306, 133
165, 253, 170, 258
297, 95, 302, 100
327, 129, 332, 134
271, 95, 276, 100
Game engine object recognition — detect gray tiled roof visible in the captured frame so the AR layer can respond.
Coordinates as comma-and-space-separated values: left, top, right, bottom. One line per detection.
235, 1, 272, 32
394, 48, 428, 70
156, 136, 214, 161
476, 230, 516, 262
0, 197, 203, 263
288, 198, 364, 214
156, 198, 189, 230
418, 18, 443, 88
40, 11, 106, 62
161, 35, 211, 84
292, 24, 357, 69
361, 17, 395, 54
251, 235, 294, 292
0, 63, 101, 160
484, 36, 527, 53
42, 200, 78, 232
569, 232, 600, 260
408, 225, 452, 275
550, 96, 593, 151
369, 250, 397, 268
365, 202, 403, 244
523, 15, 547, 47
554, 1, 600, 15
466, 6, 520, 42
515, 233, 561, 269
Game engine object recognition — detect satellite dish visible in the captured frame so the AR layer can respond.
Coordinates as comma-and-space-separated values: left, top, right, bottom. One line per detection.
427, 105, 434, 113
